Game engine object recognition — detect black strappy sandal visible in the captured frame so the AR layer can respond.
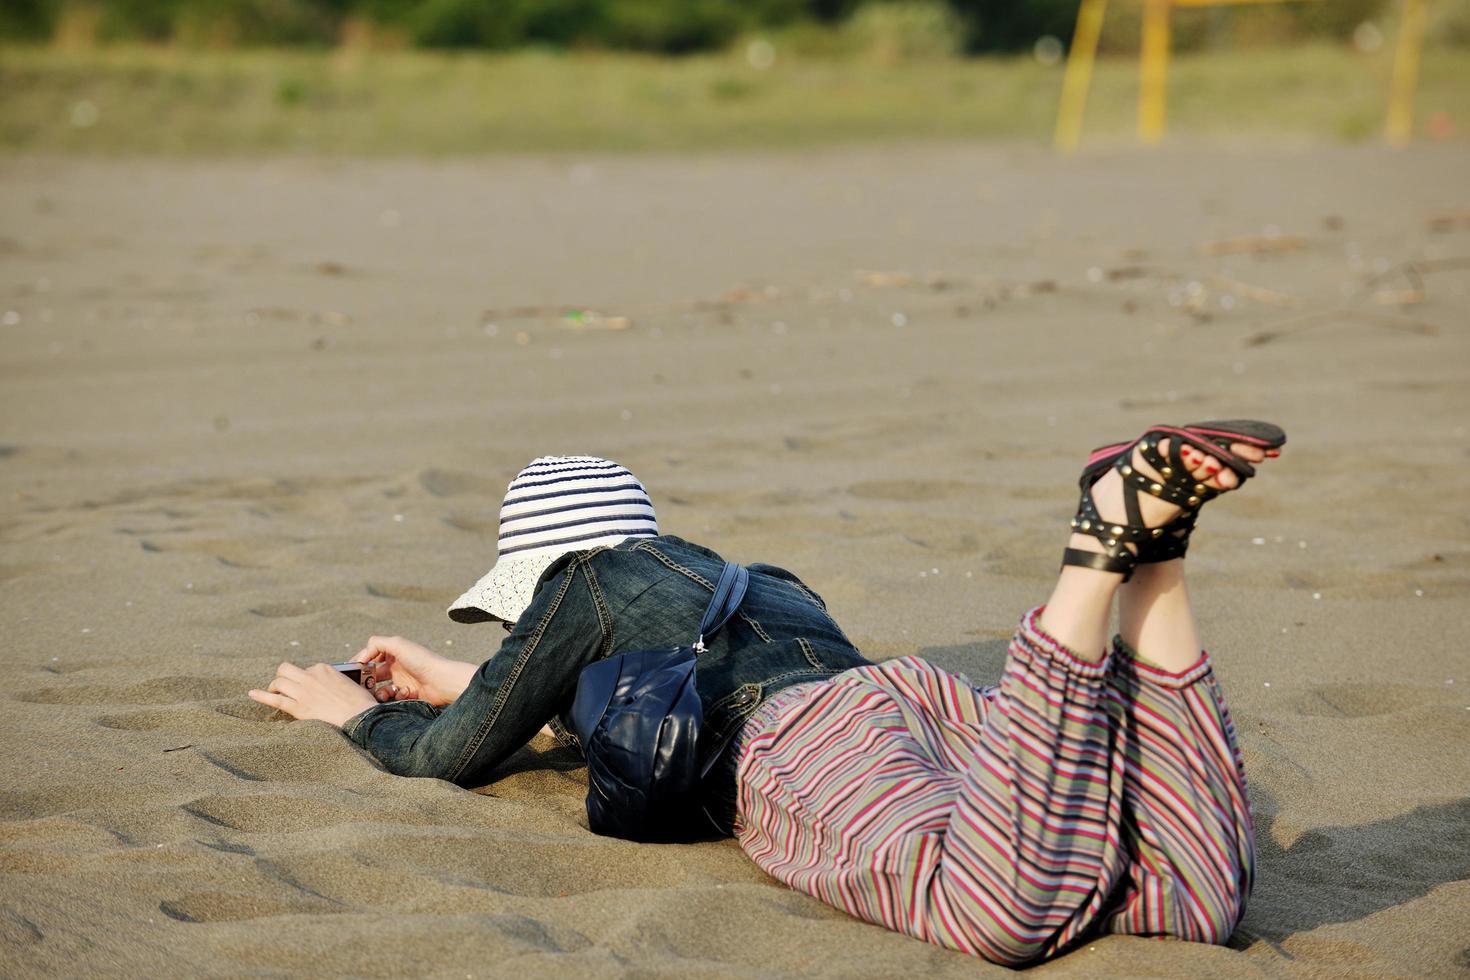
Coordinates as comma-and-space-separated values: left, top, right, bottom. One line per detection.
1063, 420, 1287, 580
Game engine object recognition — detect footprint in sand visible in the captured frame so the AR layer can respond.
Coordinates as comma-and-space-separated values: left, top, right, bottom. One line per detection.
418, 468, 501, 498
364, 583, 442, 603
199, 739, 377, 783
354, 833, 688, 898
0, 910, 44, 945
159, 891, 332, 923
182, 794, 363, 833
17, 676, 241, 706
848, 479, 981, 502
1292, 682, 1449, 718
442, 515, 497, 534
139, 536, 297, 569
0, 850, 66, 874
246, 599, 318, 620
480, 915, 591, 954
95, 705, 267, 736
214, 700, 285, 723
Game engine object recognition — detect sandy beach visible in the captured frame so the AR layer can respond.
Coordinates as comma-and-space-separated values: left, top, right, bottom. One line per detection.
2, 142, 1468, 977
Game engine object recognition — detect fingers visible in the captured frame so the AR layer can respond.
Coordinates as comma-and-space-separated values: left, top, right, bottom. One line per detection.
248, 688, 303, 718
270, 665, 345, 697
348, 648, 394, 690
249, 688, 287, 707
305, 663, 364, 692
360, 665, 390, 695
275, 661, 307, 682
350, 637, 392, 666
353, 635, 429, 699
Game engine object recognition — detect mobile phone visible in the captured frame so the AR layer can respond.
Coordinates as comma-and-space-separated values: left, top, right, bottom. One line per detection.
330, 661, 364, 684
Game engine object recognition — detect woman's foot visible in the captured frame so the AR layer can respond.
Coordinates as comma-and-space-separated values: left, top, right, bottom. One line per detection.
1067, 436, 1275, 569
1043, 421, 1283, 658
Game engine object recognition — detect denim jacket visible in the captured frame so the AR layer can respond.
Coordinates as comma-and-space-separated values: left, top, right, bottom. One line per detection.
343, 535, 871, 833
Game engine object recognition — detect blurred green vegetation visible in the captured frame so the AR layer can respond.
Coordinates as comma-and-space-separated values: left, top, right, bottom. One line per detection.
5, 0, 1465, 154
2, 42, 1466, 154
7, 0, 1461, 54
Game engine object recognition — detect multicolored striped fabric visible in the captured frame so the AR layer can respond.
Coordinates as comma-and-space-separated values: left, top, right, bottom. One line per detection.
734, 606, 1254, 965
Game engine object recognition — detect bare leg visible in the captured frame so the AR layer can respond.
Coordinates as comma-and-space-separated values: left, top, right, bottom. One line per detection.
1117, 439, 1268, 670
1118, 560, 1199, 672
1100, 438, 1272, 941
1039, 565, 1123, 662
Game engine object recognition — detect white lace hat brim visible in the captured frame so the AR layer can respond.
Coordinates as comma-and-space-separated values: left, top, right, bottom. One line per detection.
447, 551, 563, 624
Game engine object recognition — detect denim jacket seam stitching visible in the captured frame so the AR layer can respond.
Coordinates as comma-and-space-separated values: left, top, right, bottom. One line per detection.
633, 539, 772, 640
704, 670, 841, 742
445, 559, 578, 782
737, 610, 773, 642
639, 544, 717, 591
791, 581, 827, 610
787, 583, 849, 641
707, 667, 840, 714
604, 575, 670, 631
584, 562, 614, 658
761, 666, 845, 686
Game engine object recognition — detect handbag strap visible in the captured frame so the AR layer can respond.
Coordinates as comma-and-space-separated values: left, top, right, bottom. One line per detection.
693, 562, 748, 653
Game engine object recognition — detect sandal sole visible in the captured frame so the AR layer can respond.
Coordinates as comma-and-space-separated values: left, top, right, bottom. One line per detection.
1084, 420, 1286, 480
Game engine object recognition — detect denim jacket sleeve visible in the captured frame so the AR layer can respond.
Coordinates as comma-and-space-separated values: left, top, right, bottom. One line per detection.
341, 557, 608, 787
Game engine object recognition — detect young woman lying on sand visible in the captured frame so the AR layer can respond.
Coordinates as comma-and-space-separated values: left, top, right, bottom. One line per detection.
251, 421, 1284, 965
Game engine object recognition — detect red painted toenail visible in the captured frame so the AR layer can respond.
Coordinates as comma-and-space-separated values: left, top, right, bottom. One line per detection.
1267, 450, 1280, 457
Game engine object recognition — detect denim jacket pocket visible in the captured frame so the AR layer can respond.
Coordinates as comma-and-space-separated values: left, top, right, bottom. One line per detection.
698, 642, 860, 767
696, 649, 856, 836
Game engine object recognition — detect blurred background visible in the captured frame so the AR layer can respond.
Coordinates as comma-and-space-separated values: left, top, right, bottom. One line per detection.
1, 0, 1467, 152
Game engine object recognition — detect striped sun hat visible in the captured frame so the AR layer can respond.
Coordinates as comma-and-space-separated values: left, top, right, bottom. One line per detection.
447, 455, 659, 624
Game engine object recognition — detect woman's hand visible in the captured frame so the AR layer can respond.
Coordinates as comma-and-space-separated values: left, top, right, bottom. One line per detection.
248, 663, 378, 728
351, 635, 478, 708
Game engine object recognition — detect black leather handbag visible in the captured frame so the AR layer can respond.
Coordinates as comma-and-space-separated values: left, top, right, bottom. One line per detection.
570, 561, 748, 841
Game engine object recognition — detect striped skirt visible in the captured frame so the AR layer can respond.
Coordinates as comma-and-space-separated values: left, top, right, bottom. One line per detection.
733, 606, 1255, 965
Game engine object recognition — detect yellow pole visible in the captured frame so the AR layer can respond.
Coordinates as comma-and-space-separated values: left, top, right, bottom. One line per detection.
1054, 0, 1109, 154
1386, 0, 1429, 147
1139, 0, 1171, 144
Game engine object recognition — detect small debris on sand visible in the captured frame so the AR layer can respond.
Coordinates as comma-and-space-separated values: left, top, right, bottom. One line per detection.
1426, 208, 1470, 233
1200, 234, 1307, 256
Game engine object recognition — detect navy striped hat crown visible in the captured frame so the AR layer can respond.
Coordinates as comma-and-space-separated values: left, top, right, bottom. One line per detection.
448, 456, 659, 624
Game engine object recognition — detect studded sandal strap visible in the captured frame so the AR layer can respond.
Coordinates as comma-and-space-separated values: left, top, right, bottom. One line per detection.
1128, 429, 1245, 565
1120, 435, 1224, 510
1061, 546, 1138, 579
1073, 421, 1285, 571
1067, 430, 1211, 577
